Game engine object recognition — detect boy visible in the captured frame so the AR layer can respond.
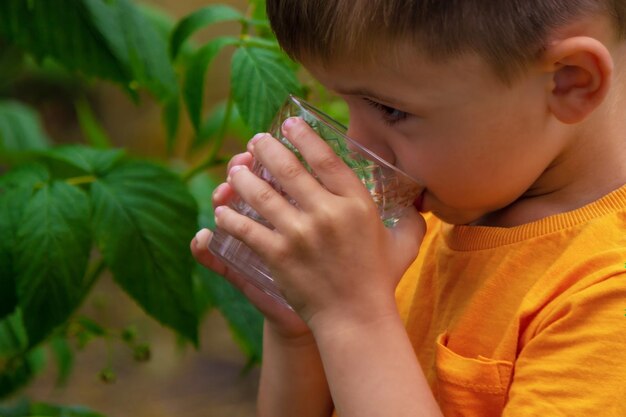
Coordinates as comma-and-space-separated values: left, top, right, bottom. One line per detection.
191, 1, 626, 416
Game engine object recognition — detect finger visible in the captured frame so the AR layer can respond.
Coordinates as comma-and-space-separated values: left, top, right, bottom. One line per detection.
191, 228, 231, 278
214, 202, 285, 262
279, 117, 369, 198
191, 229, 297, 317
246, 133, 336, 211
226, 164, 301, 232
226, 151, 254, 172
192, 228, 268, 294
212, 182, 236, 208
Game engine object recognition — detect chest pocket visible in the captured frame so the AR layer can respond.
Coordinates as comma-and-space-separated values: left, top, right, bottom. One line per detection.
434, 332, 513, 417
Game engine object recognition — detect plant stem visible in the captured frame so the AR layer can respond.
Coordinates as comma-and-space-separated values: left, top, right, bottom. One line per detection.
182, 93, 234, 182
181, 6, 256, 183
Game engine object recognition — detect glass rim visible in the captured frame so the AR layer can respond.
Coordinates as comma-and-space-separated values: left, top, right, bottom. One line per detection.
287, 94, 421, 185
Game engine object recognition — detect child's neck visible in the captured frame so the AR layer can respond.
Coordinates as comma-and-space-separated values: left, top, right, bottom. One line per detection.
473, 112, 626, 228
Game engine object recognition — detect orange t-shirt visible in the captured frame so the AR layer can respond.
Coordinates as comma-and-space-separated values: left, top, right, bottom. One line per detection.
332, 184, 626, 416
396, 184, 626, 416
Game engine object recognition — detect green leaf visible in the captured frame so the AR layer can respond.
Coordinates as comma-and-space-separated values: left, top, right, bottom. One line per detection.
189, 100, 252, 153
0, 355, 35, 399
50, 336, 74, 387
0, 191, 22, 319
91, 161, 199, 344
41, 146, 124, 177
111, 0, 178, 100
15, 181, 92, 347
183, 36, 239, 131
137, 3, 175, 43
29, 402, 105, 417
76, 317, 105, 337
170, 5, 243, 60
0, 164, 49, 321
0, 346, 45, 399
0, 0, 177, 101
0, 0, 129, 88
250, 0, 268, 23
0, 101, 51, 155
0, 42, 25, 91
231, 46, 302, 133
0, 311, 28, 356
74, 98, 112, 149
162, 95, 180, 154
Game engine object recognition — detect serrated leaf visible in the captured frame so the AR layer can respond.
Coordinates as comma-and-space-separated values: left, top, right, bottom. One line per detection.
170, 5, 243, 60
0, 101, 51, 155
0, 0, 129, 87
0, 163, 50, 188
231, 47, 302, 133
112, 0, 178, 100
0, 0, 177, 101
0, 164, 49, 321
41, 146, 124, 176
91, 161, 199, 344
183, 36, 239, 131
15, 181, 92, 347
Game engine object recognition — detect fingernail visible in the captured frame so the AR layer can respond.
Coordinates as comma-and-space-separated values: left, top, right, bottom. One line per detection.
212, 183, 227, 200
249, 132, 268, 149
213, 206, 225, 226
281, 117, 300, 133
195, 228, 211, 249
212, 183, 227, 201
227, 165, 245, 182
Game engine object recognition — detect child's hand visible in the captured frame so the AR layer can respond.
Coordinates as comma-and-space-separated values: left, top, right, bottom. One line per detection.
213, 118, 426, 333
190, 151, 310, 340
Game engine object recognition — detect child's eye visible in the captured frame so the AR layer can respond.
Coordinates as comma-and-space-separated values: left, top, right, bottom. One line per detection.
364, 98, 408, 125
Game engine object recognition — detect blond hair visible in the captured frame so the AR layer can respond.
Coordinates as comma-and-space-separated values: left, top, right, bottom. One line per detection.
267, 0, 626, 83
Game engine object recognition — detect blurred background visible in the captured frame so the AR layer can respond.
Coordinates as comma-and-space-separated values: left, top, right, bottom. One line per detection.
3, 0, 264, 415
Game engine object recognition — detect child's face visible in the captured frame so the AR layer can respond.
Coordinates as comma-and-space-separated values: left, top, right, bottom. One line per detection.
304, 48, 565, 226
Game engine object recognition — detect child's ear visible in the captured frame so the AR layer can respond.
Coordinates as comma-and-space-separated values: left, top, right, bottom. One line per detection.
542, 36, 613, 124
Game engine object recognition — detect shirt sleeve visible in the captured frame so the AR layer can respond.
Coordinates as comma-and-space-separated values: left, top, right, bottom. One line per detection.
503, 272, 626, 416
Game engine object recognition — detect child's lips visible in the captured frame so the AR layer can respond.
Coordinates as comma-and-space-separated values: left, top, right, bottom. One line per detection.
413, 190, 426, 212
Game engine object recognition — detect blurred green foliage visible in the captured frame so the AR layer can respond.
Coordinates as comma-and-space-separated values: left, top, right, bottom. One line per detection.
0, 0, 347, 415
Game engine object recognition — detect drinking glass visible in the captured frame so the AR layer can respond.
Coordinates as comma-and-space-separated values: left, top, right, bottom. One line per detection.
209, 95, 422, 306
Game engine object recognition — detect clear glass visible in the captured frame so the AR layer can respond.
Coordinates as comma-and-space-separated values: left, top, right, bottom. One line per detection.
209, 95, 423, 306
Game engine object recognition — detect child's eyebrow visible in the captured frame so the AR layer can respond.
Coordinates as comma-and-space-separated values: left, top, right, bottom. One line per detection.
336, 87, 409, 109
